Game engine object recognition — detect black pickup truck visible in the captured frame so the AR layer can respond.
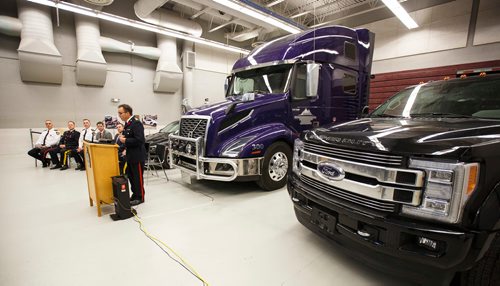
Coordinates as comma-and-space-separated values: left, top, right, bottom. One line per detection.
288, 74, 500, 285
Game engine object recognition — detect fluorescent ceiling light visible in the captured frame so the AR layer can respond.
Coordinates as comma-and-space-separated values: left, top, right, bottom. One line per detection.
266, 0, 284, 7
27, 0, 250, 54
290, 11, 310, 19
212, 0, 302, 34
380, 0, 418, 29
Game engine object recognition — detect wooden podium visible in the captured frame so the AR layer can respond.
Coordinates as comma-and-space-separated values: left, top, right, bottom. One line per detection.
83, 142, 120, 216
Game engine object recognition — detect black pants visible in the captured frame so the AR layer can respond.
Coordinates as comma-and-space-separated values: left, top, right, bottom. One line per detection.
49, 147, 76, 166
126, 161, 145, 201
27, 147, 52, 163
72, 149, 84, 167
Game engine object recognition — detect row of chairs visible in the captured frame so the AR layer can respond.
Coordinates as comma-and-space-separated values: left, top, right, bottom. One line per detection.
30, 129, 170, 182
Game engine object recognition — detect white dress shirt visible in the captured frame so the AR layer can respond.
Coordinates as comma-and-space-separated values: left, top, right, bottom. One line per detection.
35, 128, 60, 147
79, 127, 95, 148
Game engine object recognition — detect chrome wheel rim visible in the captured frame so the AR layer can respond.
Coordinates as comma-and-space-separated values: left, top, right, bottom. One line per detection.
268, 151, 288, 182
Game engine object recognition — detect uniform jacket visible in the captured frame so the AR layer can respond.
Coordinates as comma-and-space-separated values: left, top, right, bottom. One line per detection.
36, 128, 60, 147
123, 117, 146, 163
95, 129, 113, 141
59, 129, 80, 149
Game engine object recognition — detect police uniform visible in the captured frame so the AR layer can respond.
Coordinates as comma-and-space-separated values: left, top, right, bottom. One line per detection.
123, 116, 146, 202
49, 129, 80, 169
27, 128, 60, 167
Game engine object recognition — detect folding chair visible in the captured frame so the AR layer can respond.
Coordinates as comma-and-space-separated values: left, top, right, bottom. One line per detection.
145, 143, 169, 183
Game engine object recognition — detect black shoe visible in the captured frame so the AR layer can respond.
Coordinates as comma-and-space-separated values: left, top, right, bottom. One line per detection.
60, 166, 69, 170
75, 165, 81, 170
130, 199, 144, 206
42, 161, 49, 168
80, 167, 86, 171
50, 165, 62, 170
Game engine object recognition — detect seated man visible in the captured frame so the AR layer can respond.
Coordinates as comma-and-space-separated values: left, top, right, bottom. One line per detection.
73, 119, 94, 171
27, 120, 60, 167
94, 121, 113, 142
49, 121, 80, 170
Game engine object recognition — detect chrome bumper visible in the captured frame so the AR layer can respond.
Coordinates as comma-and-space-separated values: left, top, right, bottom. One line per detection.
168, 134, 262, 182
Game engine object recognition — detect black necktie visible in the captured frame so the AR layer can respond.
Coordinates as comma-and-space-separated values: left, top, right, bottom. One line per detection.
83, 129, 87, 139
42, 130, 49, 146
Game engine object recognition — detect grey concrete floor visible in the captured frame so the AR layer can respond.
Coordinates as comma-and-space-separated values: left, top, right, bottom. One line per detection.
0, 153, 417, 286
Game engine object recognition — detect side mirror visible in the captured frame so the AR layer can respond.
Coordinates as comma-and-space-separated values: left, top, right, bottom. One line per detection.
361, 106, 370, 117
224, 75, 232, 94
306, 63, 320, 98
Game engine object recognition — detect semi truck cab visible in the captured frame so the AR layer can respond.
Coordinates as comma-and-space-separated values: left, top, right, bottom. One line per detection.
169, 26, 374, 190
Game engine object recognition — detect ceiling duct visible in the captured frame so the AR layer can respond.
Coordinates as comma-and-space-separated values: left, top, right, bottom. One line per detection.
17, 0, 62, 84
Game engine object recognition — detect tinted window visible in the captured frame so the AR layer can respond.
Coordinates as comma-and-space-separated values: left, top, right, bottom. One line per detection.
343, 73, 357, 95
345, 41, 356, 61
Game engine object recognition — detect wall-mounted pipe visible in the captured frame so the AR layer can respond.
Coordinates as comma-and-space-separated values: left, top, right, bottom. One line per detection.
100, 37, 161, 60
0, 16, 22, 37
17, 0, 62, 84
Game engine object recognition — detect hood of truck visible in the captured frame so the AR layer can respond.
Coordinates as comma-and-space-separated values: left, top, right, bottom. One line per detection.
186, 94, 286, 123
304, 118, 500, 157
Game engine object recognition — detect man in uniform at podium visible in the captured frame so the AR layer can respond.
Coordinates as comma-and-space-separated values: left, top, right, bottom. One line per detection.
118, 104, 146, 206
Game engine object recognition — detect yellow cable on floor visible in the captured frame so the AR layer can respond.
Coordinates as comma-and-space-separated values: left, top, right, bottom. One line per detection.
133, 212, 210, 286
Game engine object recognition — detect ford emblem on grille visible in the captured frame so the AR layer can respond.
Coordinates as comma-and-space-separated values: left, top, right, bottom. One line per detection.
317, 162, 345, 181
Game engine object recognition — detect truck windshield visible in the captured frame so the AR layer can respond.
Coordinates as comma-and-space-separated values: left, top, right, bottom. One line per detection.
371, 76, 500, 119
228, 64, 292, 96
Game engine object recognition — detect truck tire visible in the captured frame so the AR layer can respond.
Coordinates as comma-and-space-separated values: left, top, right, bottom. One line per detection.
257, 142, 292, 191
456, 232, 500, 286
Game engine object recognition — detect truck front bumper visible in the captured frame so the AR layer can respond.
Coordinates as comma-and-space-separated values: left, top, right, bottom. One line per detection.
287, 173, 495, 286
169, 135, 262, 182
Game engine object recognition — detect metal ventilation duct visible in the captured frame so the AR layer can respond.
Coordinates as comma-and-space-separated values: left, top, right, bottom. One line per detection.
17, 0, 62, 84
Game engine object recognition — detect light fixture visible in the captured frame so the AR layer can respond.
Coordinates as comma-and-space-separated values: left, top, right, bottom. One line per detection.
290, 11, 310, 19
266, 0, 284, 8
212, 0, 303, 34
380, 0, 418, 29
110, 98, 120, 103
27, 0, 250, 55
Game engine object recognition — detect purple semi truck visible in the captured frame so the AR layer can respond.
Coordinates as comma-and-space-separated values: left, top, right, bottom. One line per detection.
169, 25, 375, 191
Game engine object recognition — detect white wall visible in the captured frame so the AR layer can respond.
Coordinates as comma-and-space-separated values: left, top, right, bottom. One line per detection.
192, 44, 240, 107
368, 0, 500, 73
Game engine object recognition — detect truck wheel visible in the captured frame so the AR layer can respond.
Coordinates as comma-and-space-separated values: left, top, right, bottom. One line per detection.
456, 232, 500, 286
257, 142, 292, 191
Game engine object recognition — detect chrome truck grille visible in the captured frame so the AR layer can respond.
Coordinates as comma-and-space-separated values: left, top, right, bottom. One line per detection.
297, 143, 424, 214
179, 117, 209, 139
300, 175, 396, 212
304, 142, 403, 167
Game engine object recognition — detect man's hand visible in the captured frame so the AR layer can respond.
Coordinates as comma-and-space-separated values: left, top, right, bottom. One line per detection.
60, 144, 66, 148
119, 135, 126, 144
77, 147, 82, 152
35, 144, 42, 148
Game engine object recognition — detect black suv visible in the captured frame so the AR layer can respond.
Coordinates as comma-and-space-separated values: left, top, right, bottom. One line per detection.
288, 74, 500, 285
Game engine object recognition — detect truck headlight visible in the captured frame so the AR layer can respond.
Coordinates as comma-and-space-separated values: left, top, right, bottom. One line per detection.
402, 159, 479, 223
221, 136, 255, 158
292, 139, 304, 176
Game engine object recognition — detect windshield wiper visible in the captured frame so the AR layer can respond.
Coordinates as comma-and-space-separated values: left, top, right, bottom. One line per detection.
370, 114, 403, 118
410, 113, 477, 118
